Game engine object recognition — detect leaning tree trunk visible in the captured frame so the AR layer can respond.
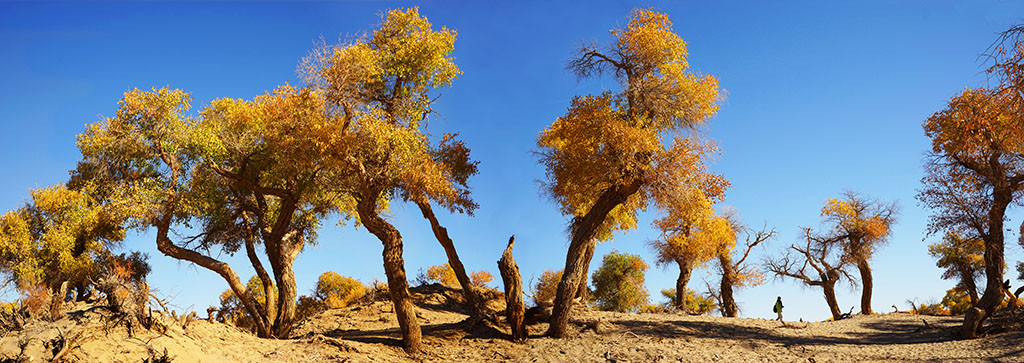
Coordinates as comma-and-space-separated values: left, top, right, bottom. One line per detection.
574, 239, 598, 302
674, 259, 693, 312
547, 179, 642, 338
822, 282, 842, 321
244, 233, 276, 331
856, 259, 873, 315
154, 213, 272, 337
718, 253, 737, 317
963, 189, 1010, 338
497, 235, 527, 343
357, 195, 421, 353
415, 200, 485, 315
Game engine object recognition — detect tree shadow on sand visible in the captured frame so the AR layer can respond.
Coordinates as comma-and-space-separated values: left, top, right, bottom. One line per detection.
614, 316, 963, 347
324, 318, 506, 348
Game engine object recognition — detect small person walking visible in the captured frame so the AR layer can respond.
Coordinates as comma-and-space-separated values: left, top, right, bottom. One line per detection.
774, 296, 784, 321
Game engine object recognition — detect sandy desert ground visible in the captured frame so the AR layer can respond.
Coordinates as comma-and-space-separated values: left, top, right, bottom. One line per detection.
1, 285, 1021, 362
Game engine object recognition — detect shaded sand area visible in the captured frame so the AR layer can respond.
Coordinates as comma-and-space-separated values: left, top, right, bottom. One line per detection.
1, 286, 1021, 362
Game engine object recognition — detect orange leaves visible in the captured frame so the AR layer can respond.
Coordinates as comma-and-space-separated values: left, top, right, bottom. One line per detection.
927, 231, 985, 281
539, 9, 725, 245
300, 7, 474, 214
421, 263, 492, 288
615, 9, 687, 71
651, 204, 735, 268
923, 88, 1024, 159
818, 193, 897, 256
538, 93, 659, 218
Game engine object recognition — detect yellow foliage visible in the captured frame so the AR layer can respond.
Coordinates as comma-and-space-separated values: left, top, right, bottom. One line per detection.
538, 9, 726, 243
0, 183, 127, 297
424, 264, 459, 288
531, 269, 563, 306
314, 271, 366, 309
421, 264, 492, 289
470, 270, 493, 287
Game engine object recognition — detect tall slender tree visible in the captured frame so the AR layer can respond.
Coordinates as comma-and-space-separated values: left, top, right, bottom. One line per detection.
301, 7, 477, 352
537, 9, 725, 338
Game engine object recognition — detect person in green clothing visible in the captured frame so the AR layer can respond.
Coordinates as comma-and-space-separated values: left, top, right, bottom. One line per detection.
774, 296, 784, 321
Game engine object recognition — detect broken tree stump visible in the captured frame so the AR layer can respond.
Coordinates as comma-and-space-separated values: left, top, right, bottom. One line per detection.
498, 235, 527, 343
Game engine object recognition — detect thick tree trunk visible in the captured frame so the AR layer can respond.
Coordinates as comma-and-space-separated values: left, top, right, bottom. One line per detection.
547, 179, 642, 338
856, 259, 873, 315
823, 282, 842, 321
270, 254, 298, 338
574, 240, 597, 302
497, 236, 527, 343
673, 259, 692, 312
963, 189, 1010, 338
719, 253, 737, 317
415, 200, 484, 315
357, 196, 421, 353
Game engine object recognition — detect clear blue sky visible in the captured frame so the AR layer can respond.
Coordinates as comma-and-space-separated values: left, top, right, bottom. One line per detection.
2, 1, 1024, 322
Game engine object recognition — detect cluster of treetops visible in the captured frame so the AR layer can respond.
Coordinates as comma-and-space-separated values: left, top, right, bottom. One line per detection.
1, 7, 1023, 353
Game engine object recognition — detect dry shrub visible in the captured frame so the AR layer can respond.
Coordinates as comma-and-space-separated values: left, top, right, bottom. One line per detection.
18, 282, 51, 320
95, 259, 153, 334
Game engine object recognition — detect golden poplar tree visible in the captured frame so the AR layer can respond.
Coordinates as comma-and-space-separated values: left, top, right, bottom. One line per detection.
537, 9, 725, 337
77, 84, 354, 338
918, 88, 1024, 337
301, 7, 478, 352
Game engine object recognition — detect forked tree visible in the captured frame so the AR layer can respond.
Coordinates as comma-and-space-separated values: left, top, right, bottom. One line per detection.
300, 8, 479, 352
766, 228, 853, 320
819, 192, 898, 315
77, 86, 353, 338
537, 9, 725, 338
649, 201, 731, 312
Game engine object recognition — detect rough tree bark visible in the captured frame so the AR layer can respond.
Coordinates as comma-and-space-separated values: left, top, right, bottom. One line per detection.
547, 178, 642, 338
242, 212, 277, 327
856, 259, 873, 315
415, 200, 485, 316
268, 242, 300, 338
357, 192, 421, 353
718, 253, 737, 317
823, 279, 842, 320
963, 188, 1011, 338
49, 281, 69, 321
674, 258, 693, 312
497, 235, 527, 343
